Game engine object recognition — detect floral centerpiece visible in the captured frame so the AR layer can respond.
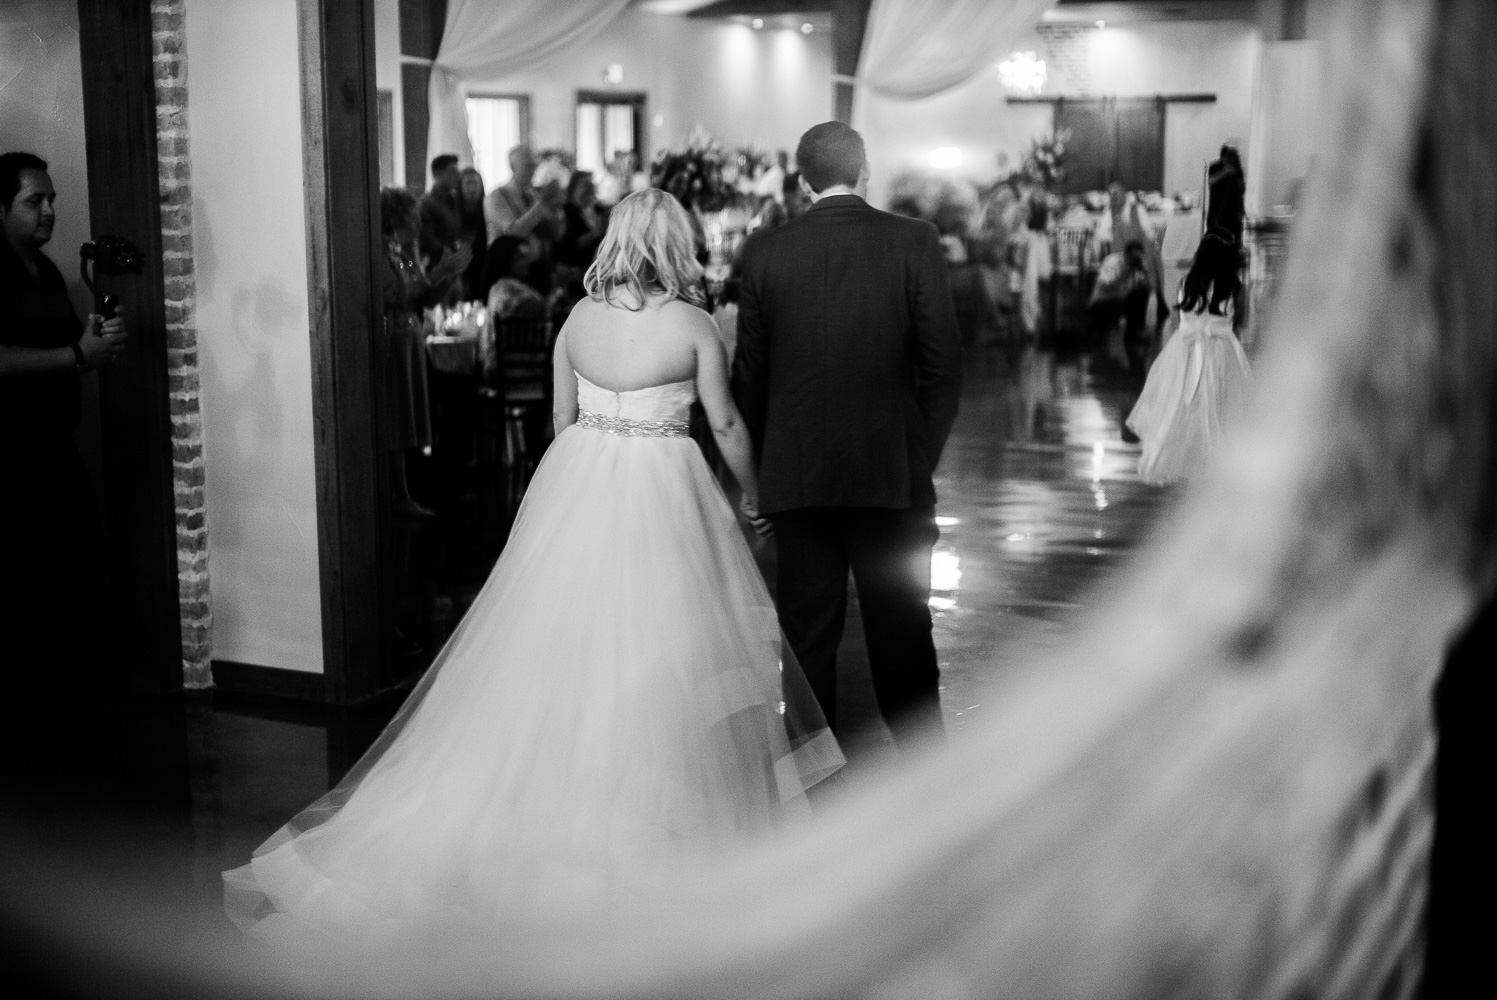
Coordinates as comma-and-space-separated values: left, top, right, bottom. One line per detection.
649, 128, 739, 213
1019, 129, 1070, 193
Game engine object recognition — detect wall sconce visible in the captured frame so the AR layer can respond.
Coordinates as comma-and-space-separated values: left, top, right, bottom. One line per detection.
751, 18, 764, 30
603, 63, 623, 85
928, 147, 963, 169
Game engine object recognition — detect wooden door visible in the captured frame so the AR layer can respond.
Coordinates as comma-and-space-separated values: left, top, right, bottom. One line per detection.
1055, 98, 1166, 193
1113, 98, 1166, 192
1056, 99, 1115, 194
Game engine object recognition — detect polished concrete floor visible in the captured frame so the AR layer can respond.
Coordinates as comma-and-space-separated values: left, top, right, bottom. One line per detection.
1, 339, 1173, 929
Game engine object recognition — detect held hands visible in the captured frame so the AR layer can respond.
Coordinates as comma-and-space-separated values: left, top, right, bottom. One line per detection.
79, 307, 128, 368
739, 494, 773, 537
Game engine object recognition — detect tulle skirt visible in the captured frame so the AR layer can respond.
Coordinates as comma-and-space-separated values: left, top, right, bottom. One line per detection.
1126, 329, 1252, 486
224, 423, 843, 943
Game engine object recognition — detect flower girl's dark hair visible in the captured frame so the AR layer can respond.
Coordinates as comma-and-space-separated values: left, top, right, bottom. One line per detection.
1179, 229, 1241, 315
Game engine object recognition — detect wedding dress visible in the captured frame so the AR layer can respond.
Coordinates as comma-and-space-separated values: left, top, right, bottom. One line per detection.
224, 372, 843, 943
1126, 307, 1252, 485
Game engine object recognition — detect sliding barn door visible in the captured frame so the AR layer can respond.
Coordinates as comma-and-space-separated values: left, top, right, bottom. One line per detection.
1056, 98, 1165, 194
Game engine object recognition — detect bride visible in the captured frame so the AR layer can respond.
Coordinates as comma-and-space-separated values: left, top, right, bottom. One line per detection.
224, 189, 843, 942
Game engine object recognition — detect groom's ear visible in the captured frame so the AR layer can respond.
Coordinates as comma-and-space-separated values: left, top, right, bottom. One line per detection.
856, 161, 871, 192
799, 174, 815, 200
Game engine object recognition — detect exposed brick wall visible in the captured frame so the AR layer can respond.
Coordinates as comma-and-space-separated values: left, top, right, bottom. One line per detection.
151, 0, 212, 689
1037, 23, 1098, 96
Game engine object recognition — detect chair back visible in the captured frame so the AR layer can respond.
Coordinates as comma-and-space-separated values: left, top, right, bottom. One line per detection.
1054, 227, 1091, 274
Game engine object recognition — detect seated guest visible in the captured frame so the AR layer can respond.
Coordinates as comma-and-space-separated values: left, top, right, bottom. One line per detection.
481, 235, 546, 321
456, 166, 488, 300
418, 153, 465, 271
1011, 198, 1053, 340
381, 186, 469, 517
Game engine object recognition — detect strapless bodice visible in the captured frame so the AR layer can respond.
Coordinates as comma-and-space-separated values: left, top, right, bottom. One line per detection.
575, 372, 696, 438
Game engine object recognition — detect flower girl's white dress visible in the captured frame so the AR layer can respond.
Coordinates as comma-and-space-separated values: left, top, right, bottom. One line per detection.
224, 372, 844, 942
1126, 306, 1252, 485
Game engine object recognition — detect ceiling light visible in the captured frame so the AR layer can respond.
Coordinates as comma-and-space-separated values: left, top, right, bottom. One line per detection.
997, 50, 1046, 96
1096, 20, 1106, 28
801, 23, 813, 34
751, 17, 763, 29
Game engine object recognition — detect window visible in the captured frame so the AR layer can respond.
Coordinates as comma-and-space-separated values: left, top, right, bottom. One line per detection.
465, 94, 530, 191
575, 91, 645, 174
376, 89, 396, 188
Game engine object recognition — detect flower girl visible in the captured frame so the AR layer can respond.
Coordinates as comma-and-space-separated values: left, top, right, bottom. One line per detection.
1126, 230, 1252, 485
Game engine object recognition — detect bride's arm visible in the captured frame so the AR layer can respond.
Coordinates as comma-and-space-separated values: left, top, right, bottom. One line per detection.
552, 325, 578, 436
694, 320, 770, 535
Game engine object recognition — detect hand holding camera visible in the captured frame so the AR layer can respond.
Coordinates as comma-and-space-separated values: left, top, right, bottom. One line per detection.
78, 300, 128, 369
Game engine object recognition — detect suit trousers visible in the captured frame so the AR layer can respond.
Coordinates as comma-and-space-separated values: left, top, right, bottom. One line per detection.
770, 506, 944, 750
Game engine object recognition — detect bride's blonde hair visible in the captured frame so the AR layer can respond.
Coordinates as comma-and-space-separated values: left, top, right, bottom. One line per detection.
584, 188, 705, 310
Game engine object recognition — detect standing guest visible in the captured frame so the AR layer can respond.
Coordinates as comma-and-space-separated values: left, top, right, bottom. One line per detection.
456, 166, 488, 300
0, 152, 127, 678
483, 145, 564, 252
1125, 231, 1252, 485
555, 170, 607, 271
1206, 144, 1246, 243
732, 121, 962, 751
1012, 198, 1053, 341
419, 154, 465, 270
381, 186, 469, 518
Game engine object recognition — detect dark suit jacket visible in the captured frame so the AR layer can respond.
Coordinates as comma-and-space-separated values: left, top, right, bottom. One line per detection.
731, 194, 962, 515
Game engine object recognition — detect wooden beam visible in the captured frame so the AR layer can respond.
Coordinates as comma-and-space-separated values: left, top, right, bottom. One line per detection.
1006, 93, 1218, 104
297, 0, 392, 706
76, 0, 183, 693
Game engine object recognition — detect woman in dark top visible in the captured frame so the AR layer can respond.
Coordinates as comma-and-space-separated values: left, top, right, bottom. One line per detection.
457, 167, 488, 301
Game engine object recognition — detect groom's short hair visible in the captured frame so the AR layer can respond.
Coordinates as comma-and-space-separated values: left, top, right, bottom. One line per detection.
796, 122, 865, 193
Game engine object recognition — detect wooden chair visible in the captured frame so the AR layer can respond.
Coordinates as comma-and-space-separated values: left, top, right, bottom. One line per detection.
1048, 227, 1093, 340
478, 315, 554, 473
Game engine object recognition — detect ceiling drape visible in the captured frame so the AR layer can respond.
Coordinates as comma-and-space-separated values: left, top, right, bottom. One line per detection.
856, 0, 1055, 101
425, 0, 632, 184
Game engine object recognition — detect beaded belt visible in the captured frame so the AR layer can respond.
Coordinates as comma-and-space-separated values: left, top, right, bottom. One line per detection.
577, 409, 691, 438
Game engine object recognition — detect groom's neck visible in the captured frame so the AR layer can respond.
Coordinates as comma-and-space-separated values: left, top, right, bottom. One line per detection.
808, 185, 860, 203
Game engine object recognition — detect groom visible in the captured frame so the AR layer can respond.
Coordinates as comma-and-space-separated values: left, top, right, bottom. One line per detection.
731, 121, 962, 750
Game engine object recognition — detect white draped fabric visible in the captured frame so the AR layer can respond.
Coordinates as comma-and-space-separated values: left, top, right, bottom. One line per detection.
855, 0, 1055, 100
425, 0, 632, 182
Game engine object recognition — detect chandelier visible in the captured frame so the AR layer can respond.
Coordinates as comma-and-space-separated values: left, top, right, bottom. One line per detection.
998, 50, 1047, 96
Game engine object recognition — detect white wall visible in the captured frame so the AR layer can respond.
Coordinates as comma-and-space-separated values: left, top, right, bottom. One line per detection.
463, 10, 832, 165
0, 0, 104, 498
858, 19, 1260, 208
186, 0, 323, 673
1, 0, 90, 318
374, 0, 404, 188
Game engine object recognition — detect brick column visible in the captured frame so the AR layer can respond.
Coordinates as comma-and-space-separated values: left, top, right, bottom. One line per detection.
151, 0, 212, 689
